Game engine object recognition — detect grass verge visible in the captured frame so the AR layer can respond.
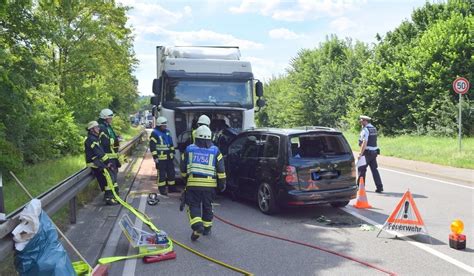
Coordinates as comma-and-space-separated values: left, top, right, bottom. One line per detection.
0, 127, 145, 275
343, 132, 474, 169
3, 126, 144, 213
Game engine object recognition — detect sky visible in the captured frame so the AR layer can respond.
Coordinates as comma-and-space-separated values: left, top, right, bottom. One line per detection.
116, 0, 430, 96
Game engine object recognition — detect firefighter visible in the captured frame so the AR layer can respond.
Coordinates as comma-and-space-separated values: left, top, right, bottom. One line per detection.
84, 121, 118, 205
98, 108, 122, 174
191, 114, 211, 143
150, 116, 177, 195
181, 125, 226, 241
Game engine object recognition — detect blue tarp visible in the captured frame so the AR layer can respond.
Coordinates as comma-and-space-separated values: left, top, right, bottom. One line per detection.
14, 211, 76, 276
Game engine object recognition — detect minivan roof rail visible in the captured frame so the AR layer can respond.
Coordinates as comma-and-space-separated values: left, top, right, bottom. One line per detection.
294, 126, 336, 131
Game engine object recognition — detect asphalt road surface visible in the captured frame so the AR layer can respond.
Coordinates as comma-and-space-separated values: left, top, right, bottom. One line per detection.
102, 150, 473, 276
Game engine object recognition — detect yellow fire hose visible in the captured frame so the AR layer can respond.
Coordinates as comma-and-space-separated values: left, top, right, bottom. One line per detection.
99, 168, 253, 275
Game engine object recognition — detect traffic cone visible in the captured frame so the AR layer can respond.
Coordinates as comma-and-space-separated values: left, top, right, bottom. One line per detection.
353, 177, 372, 209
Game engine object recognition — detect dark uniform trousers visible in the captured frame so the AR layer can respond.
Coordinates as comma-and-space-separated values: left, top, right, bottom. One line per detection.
91, 167, 119, 199
186, 187, 215, 231
157, 159, 175, 187
357, 150, 383, 190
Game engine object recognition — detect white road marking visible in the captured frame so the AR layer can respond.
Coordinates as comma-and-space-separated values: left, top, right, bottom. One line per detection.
343, 206, 474, 274
380, 167, 473, 190
122, 194, 147, 276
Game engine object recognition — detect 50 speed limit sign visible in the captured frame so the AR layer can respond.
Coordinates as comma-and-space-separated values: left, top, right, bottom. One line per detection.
453, 77, 470, 95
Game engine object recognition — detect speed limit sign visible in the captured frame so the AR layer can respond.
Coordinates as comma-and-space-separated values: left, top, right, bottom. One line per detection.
453, 77, 470, 94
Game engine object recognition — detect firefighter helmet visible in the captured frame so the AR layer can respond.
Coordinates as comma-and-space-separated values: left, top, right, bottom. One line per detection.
195, 125, 212, 140
197, 115, 211, 126
99, 108, 114, 119
87, 121, 99, 130
156, 116, 167, 126
147, 193, 159, 206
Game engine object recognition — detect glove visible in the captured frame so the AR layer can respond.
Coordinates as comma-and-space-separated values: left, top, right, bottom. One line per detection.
179, 191, 186, 212
217, 182, 226, 193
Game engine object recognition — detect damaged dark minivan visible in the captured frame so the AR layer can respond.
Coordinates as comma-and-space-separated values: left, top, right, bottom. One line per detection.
223, 127, 358, 214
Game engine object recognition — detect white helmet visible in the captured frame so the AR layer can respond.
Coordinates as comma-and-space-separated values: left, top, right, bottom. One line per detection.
99, 108, 114, 119
197, 115, 210, 126
87, 121, 99, 130
156, 116, 167, 126
195, 125, 212, 140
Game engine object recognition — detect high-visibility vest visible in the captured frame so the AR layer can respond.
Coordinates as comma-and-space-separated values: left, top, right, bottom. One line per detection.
186, 145, 218, 188
150, 128, 174, 160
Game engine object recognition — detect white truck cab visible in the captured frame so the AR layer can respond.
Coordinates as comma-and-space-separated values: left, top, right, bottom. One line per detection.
150, 46, 265, 176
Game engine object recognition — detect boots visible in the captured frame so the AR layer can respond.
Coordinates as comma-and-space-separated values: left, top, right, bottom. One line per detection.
168, 185, 180, 193
203, 226, 212, 236
105, 198, 118, 206
191, 225, 204, 241
158, 186, 168, 196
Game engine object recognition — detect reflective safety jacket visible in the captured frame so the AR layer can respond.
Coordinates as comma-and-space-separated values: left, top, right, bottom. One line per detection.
181, 144, 226, 188
150, 128, 175, 161
98, 119, 119, 159
84, 132, 109, 169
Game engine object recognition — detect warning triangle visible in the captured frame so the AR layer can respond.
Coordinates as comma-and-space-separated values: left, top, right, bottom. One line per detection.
380, 190, 428, 235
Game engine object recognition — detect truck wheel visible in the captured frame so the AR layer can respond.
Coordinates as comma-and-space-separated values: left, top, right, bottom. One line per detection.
257, 183, 279, 215
330, 201, 349, 208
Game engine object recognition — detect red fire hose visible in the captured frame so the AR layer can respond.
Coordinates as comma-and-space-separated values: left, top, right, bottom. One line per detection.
214, 214, 396, 276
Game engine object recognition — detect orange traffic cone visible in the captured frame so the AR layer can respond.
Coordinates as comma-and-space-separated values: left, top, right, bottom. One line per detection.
353, 177, 372, 209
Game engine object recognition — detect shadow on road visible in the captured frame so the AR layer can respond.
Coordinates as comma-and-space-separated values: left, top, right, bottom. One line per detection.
366, 191, 428, 199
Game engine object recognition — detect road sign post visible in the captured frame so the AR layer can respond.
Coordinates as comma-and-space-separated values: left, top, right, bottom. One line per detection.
0, 172, 5, 222
452, 77, 470, 152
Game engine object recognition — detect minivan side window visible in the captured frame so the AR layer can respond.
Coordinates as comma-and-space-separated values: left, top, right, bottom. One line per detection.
241, 135, 261, 158
228, 136, 247, 156
262, 135, 279, 158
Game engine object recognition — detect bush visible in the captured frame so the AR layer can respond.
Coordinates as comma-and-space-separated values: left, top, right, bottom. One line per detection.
25, 85, 82, 163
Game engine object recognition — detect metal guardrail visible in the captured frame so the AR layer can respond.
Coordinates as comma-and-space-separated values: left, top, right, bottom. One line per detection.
0, 130, 146, 262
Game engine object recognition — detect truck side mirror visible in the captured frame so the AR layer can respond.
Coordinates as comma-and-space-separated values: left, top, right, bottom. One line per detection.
152, 78, 162, 96
256, 98, 266, 108
255, 81, 263, 97
150, 96, 160, 106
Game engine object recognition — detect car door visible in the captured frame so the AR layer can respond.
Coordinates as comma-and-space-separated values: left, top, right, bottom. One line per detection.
226, 135, 247, 190
257, 135, 281, 193
236, 134, 262, 198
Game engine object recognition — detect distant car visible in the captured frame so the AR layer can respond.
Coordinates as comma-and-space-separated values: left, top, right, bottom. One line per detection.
223, 127, 357, 214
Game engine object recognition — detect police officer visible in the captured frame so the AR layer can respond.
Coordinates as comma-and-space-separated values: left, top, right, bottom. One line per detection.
84, 121, 118, 205
192, 115, 211, 143
181, 125, 226, 241
357, 115, 384, 193
150, 116, 177, 195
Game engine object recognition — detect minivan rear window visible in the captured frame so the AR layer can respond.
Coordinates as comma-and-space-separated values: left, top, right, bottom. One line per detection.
290, 133, 351, 158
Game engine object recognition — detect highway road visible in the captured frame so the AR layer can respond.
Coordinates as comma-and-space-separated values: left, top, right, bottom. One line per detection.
98, 150, 473, 276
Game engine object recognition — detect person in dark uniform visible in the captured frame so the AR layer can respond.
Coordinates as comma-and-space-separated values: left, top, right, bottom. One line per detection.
191, 114, 212, 144
150, 116, 177, 195
97, 108, 121, 176
357, 115, 384, 193
84, 121, 118, 205
181, 125, 226, 241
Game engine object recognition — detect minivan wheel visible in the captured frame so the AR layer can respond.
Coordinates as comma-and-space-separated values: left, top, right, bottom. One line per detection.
330, 201, 349, 208
257, 183, 278, 215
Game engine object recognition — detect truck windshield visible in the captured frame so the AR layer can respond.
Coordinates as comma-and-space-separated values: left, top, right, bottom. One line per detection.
164, 79, 253, 108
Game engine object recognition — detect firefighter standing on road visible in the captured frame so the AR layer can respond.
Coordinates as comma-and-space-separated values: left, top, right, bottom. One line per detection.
84, 121, 118, 205
357, 115, 384, 193
181, 125, 226, 241
150, 116, 177, 195
98, 109, 121, 198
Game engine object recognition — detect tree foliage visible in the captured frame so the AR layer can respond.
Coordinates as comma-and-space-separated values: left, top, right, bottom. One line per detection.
258, 0, 473, 137
0, 1, 138, 173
